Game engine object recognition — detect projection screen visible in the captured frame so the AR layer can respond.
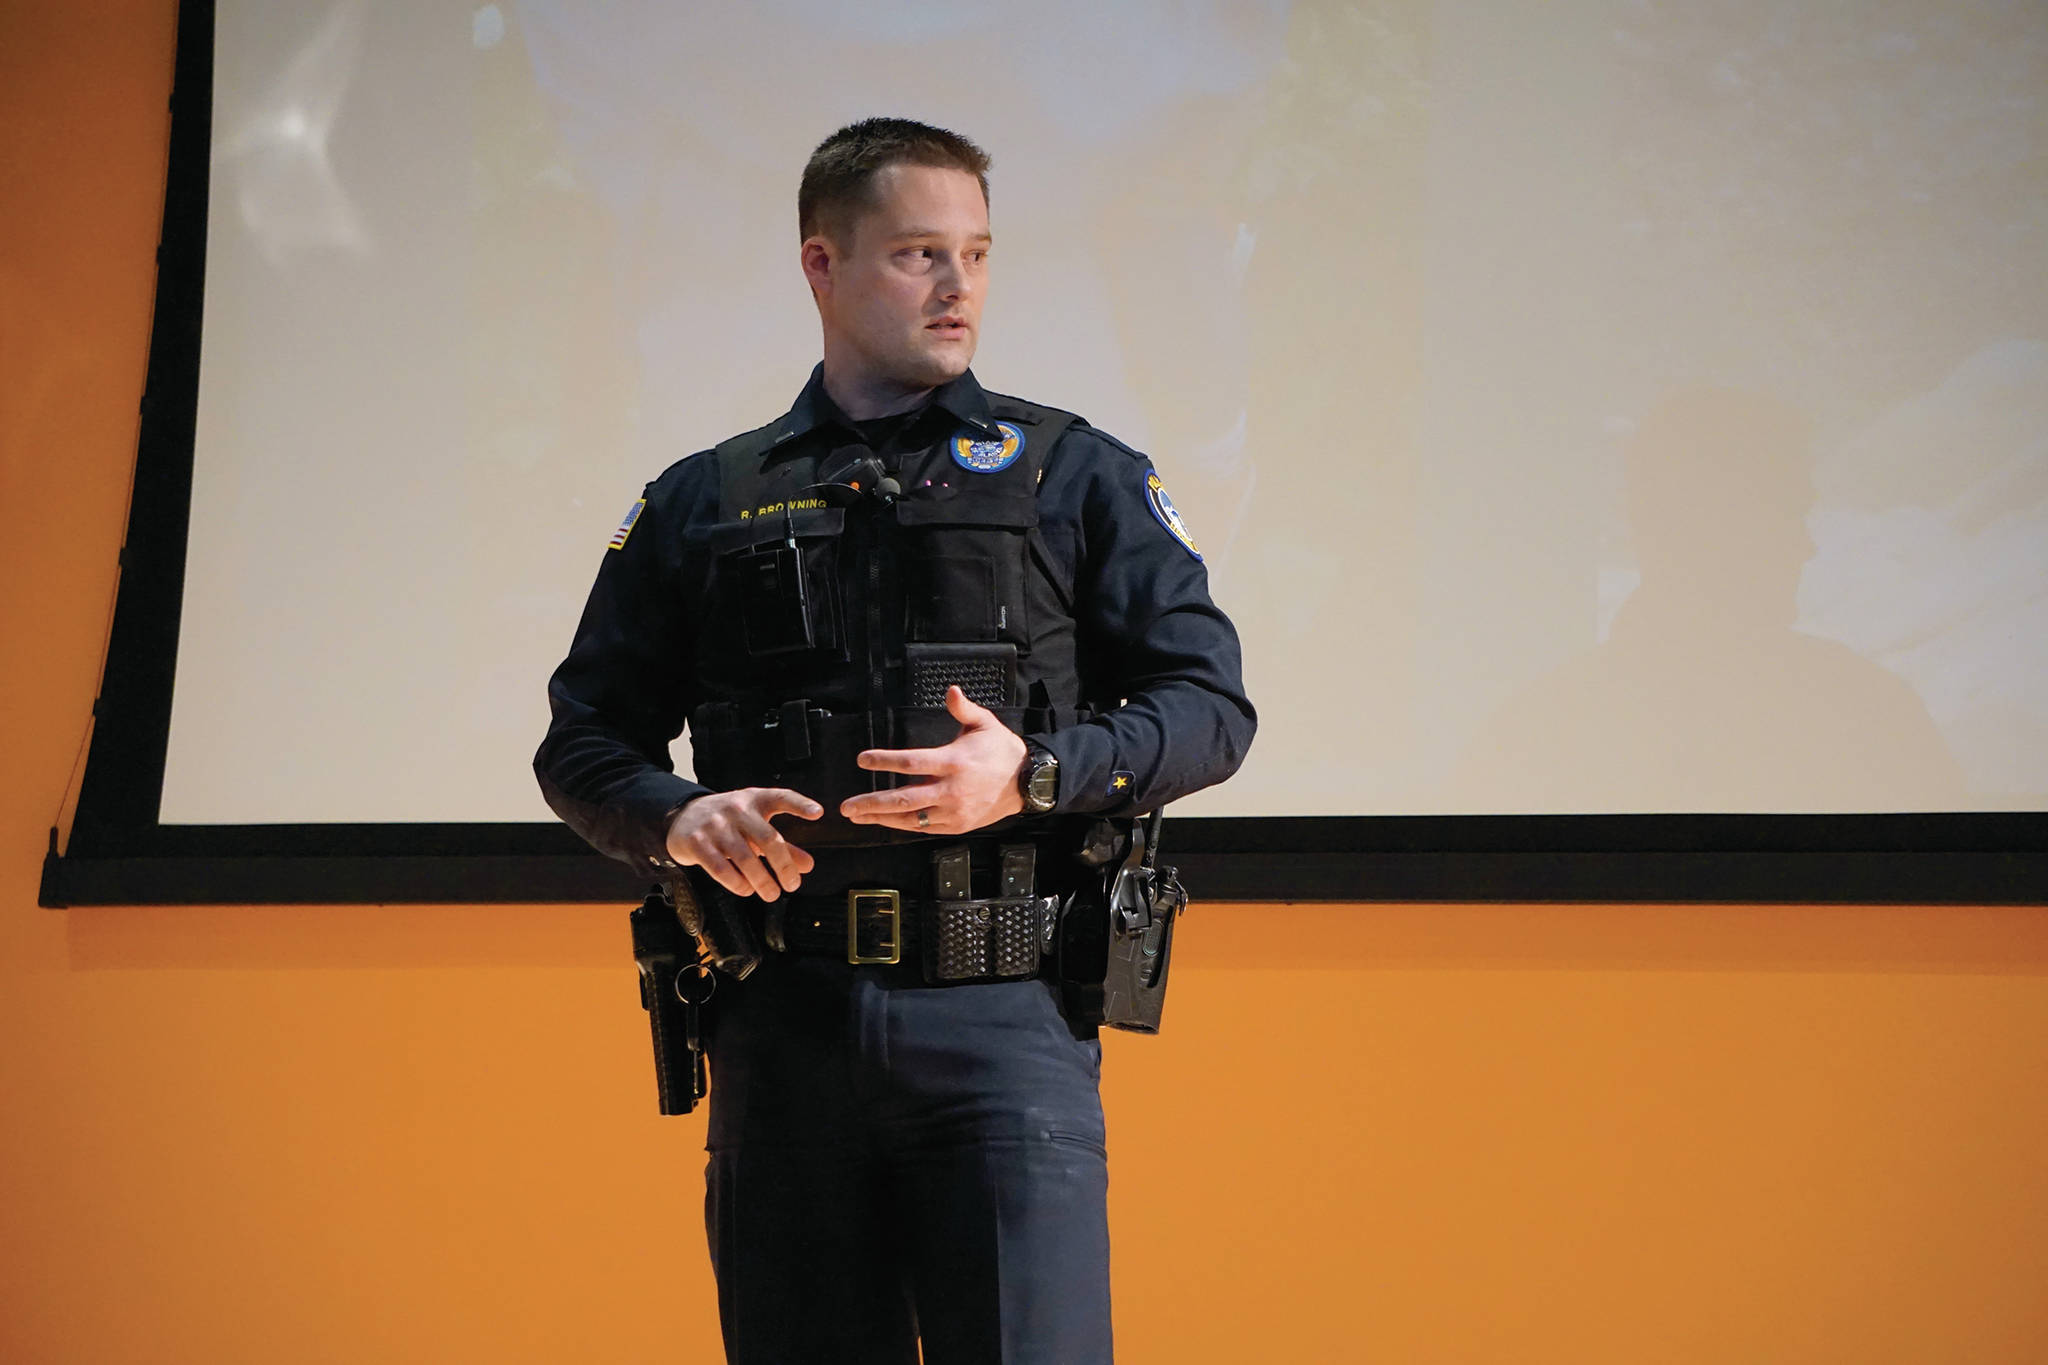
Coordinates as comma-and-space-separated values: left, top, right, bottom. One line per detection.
50, 0, 2048, 904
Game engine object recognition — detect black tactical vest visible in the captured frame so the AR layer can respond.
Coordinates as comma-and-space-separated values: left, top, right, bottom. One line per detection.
686, 397, 1090, 846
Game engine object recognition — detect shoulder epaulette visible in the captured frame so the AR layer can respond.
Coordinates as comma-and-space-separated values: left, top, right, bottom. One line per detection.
710, 418, 800, 519
980, 390, 1094, 486
983, 390, 1085, 430
1070, 424, 1151, 466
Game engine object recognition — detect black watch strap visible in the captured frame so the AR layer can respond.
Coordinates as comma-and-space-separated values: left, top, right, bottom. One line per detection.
1020, 744, 1059, 814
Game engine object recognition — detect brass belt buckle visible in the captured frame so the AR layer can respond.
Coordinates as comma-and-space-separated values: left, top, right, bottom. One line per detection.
846, 889, 902, 965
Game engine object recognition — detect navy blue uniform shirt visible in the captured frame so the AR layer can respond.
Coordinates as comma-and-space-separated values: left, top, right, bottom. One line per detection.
534, 365, 1256, 872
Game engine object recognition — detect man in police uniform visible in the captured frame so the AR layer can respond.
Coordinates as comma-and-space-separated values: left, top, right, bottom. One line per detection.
535, 118, 1254, 1365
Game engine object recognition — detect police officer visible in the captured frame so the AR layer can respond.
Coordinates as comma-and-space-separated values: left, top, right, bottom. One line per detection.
535, 118, 1254, 1365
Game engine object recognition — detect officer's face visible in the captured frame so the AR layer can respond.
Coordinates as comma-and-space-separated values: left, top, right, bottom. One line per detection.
809, 163, 990, 398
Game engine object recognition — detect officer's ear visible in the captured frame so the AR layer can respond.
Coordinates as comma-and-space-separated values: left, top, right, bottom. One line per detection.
800, 234, 837, 303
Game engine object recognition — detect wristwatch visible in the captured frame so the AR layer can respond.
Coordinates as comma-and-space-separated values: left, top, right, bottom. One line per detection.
1019, 743, 1060, 815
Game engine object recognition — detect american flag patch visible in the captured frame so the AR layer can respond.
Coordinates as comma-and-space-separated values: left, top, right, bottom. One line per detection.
607, 498, 646, 551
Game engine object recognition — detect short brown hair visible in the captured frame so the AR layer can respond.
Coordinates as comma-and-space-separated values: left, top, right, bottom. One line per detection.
799, 117, 991, 245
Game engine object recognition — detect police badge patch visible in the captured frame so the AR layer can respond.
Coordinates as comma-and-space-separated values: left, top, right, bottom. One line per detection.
1144, 472, 1201, 561
951, 421, 1025, 473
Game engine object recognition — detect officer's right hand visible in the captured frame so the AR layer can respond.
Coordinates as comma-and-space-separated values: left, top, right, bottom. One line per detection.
665, 789, 822, 901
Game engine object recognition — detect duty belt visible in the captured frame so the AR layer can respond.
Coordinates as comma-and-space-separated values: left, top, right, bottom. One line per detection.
756, 844, 1059, 983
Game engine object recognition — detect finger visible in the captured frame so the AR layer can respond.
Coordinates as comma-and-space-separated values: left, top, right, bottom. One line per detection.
944, 684, 991, 726
691, 852, 754, 900
856, 747, 952, 776
736, 809, 812, 892
780, 840, 816, 876
764, 847, 810, 893
720, 845, 784, 901
732, 807, 789, 858
754, 788, 824, 821
840, 782, 944, 821
850, 807, 958, 835
696, 822, 784, 901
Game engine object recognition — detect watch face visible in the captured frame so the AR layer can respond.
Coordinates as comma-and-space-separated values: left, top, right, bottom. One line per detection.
1026, 756, 1059, 811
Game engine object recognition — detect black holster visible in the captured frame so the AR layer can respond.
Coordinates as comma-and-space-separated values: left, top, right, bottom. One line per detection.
628, 874, 765, 1117
1055, 810, 1188, 1033
629, 885, 705, 1115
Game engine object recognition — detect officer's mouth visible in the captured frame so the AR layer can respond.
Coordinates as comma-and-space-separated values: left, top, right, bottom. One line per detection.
926, 316, 970, 340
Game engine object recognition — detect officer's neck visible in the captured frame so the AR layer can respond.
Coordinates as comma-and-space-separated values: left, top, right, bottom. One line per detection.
820, 358, 936, 422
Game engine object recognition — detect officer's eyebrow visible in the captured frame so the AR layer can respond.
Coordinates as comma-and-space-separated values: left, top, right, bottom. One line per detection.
895, 228, 994, 246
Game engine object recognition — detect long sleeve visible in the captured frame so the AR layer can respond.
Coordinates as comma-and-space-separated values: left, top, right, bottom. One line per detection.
1028, 430, 1257, 815
533, 457, 713, 872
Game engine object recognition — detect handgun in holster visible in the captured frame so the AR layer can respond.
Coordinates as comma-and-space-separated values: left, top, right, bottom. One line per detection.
1055, 808, 1189, 1033
628, 872, 766, 1116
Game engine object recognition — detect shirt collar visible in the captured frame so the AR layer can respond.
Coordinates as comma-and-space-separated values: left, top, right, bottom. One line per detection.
767, 363, 1001, 452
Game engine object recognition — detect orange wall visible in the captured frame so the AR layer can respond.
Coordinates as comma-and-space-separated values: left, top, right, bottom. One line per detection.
4, 7, 2046, 1362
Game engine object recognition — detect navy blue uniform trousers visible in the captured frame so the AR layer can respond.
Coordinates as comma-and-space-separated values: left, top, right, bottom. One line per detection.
703, 952, 1112, 1364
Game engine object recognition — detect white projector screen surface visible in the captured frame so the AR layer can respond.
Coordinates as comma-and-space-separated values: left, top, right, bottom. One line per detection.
163, 0, 2048, 824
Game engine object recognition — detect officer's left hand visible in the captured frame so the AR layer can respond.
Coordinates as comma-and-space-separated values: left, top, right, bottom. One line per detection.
842, 686, 1026, 834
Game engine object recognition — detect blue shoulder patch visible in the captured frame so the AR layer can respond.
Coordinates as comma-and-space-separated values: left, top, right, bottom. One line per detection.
1143, 469, 1202, 561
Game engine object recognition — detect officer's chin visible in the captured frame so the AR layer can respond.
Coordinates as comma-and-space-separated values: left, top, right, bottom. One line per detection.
909, 340, 974, 383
